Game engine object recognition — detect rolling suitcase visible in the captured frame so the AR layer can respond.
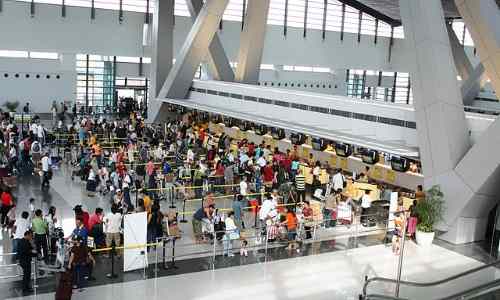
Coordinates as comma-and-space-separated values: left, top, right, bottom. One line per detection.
55, 271, 73, 300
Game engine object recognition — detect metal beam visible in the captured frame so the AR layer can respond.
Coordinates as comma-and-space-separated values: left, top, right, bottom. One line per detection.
158, 0, 229, 99
322, 0, 327, 40
337, 0, 401, 27
284, 0, 289, 36
235, 0, 270, 84
186, 0, 234, 82
62, 0, 66, 18
340, 3, 345, 41
303, 0, 308, 38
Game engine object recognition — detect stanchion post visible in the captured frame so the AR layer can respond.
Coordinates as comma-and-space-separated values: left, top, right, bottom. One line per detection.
155, 239, 158, 277
169, 184, 176, 208
265, 226, 269, 262
180, 199, 188, 223
33, 260, 38, 290
106, 240, 118, 279
212, 233, 217, 270
170, 238, 178, 269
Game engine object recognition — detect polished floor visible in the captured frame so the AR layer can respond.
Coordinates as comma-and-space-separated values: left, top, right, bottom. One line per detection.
2, 164, 500, 299
6, 242, 499, 300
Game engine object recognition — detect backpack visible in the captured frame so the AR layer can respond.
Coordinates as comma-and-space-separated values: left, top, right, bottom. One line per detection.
32, 142, 41, 153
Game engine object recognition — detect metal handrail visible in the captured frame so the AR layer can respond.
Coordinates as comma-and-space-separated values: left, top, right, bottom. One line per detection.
362, 259, 500, 299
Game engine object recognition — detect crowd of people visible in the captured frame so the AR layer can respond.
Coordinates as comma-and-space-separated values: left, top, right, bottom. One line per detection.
0, 109, 425, 294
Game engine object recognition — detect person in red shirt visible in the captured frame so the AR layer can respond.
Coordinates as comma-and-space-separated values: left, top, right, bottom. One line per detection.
262, 162, 274, 189
88, 207, 103, 233
74, 205, 90, 231
1, 189, 13, 227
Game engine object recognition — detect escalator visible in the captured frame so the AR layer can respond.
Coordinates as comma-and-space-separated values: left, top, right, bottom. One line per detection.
361, 260, 500, 299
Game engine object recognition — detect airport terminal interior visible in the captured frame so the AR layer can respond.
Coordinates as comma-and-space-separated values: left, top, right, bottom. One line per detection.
0, 0, 500, 299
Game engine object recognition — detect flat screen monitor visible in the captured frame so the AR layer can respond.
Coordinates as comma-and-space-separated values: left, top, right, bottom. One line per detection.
335, 143, 352, 157
290, 133, 306, 145
255, 124, 268, 135
312, 138, 327, 151
271, 127, 285, 140
391, 156, 410, 172
361, 149, 379, 165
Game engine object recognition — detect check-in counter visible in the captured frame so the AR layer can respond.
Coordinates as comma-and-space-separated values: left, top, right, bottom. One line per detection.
208, 122, 424, 190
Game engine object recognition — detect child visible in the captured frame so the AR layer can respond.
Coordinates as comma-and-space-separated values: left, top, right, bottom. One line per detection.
282, 208, 298, 250
239, 239, 248, 257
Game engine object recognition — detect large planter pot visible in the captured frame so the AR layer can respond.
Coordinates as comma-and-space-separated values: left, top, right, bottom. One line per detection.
416, 230, 435, 247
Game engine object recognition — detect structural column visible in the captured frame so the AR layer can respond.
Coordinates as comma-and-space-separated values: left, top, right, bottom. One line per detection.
158, 0, 230, 100
399, 0, 473, 234
186, 0, 234, 82
148, 0, 174, 123
455, 0, 500, 97
235, 0, 271, 84
446, 22, 484, 105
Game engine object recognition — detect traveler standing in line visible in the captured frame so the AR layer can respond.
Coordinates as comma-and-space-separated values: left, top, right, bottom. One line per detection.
360, 189, 372, 226
295, 169, 306, 203
17, 230, 37, 293
32, 209, 48, 260
332, 168, 345, 193
41, 152, 51, 189
12, 211, 30, 255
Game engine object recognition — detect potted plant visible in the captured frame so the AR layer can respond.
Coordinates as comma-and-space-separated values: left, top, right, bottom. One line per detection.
3, 101, 19, 118
415, 185, 445, 247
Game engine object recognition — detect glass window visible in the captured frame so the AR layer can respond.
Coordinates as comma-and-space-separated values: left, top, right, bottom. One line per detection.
174, 0, 190, 17
223, 0, 245, 21
360, 13, 376, 36
260, 64, 274, 70
0, 50, 29, 58
30, 52, 59, 59
268, 0, 286, 25
306, 0, 324, 30
116, 56, 141, 63
325, 1, 343, 32
287, 0, 306, 29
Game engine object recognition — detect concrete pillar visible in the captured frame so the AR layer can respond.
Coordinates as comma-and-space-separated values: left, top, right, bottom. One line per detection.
235, 0, 270, 84
158, 0, 229, 100
455, 0, 500, 97
446, 22, 484, 105
148, 0, 174, 123
399, 0, 470, 178
186, 0, 234, 82
399, 0, 479, 243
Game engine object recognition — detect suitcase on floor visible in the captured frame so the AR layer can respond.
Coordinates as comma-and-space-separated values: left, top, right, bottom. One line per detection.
55, 271, 73, 300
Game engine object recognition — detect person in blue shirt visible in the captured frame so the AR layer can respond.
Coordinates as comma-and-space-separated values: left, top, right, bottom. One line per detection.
232, 194, 245, 231
72, 217, 89, 246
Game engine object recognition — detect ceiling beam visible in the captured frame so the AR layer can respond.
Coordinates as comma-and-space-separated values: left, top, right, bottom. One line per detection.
336, 0, 402, 26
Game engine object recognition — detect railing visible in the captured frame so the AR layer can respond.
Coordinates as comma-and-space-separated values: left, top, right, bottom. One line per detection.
361, 256, 500, 300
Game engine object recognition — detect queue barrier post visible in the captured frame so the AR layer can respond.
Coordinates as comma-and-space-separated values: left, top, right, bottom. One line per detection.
106, 240, 118, 279
33, 260, 38, 290
170, 238, 178, 269
180, 198, 188, 223
155, 239, 158, 277
212, 231, 217, 270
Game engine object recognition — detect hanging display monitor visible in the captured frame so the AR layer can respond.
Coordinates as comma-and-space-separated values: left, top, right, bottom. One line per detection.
361, 149, 379, 165
290, 133, 306, 145
335, 143, 352, 157
255, 124, 268, 135
391, 156, 410, 172
271, 127, 286, 140
311, 137, 327, 151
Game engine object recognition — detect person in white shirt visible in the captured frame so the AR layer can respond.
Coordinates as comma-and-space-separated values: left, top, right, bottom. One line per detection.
332, 169, 345, 192
41, 153, 51, 188
257, 153, 267, 168
104, 204, 123, 254
239, 176, 248, 197
36, 124, 45, 144
12, 211, 31, 254
223, 212, 239, 257
259, 194, 278, 228
186, 148, 195, 163
360, 189, 372, 226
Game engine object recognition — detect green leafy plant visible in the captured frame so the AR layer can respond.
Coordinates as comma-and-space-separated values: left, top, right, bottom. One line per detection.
3, 101, 19, 112
415, 185, 445, 233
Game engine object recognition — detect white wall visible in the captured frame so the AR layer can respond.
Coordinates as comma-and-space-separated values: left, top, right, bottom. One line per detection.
0, 56, 76, 113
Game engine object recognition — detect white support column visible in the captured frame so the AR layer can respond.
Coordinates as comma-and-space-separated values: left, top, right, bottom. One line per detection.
446, 22, 484, 105
456, 0, 500, 96
148, 0, 174, 123
158, 0, 229, 100
186, 0, 234, 82
399, 0, 478, 242
235, 0, 270, 84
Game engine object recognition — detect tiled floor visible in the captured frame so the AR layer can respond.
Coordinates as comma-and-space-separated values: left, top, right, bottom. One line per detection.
6, 242, 500, 300
2, 166, 500, 299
